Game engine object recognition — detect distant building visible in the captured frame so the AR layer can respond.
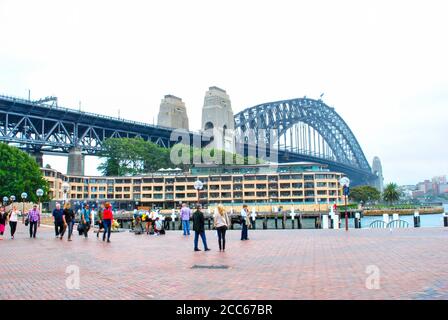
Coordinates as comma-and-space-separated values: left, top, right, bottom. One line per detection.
157, 95, 189, 130
432, 175, 447, 195
438, 183, 448, 195
399, 185, 416, 199
41, 162, 345, 210
412, 190, 425, 198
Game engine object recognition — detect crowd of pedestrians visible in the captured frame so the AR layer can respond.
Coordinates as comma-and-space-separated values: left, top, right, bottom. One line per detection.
0, 201, 115, 242
0, 201, 253, 252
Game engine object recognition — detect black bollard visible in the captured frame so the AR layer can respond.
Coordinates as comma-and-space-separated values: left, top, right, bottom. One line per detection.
208, 216, 211, 230
292, 218, 295, 229
297, 216, 302, 229
413, 215, 421, 228
444, 215, 448, 227
354, 214, 360, 229
252, 218, 256, 229
275, 217, 278, 229
282, 217, 285, 229
263, 218, 267, 229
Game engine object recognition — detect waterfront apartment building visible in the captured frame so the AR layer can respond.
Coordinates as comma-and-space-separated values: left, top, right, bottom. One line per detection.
42, 162, 345, 211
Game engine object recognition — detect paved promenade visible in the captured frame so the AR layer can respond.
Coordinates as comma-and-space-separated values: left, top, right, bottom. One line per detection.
1, 223, 448, 300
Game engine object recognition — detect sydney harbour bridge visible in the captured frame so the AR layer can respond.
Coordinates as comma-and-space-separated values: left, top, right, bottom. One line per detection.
0, 91, 380, 187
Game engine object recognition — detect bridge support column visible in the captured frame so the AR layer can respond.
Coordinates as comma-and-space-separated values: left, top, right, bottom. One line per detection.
67, 147, 84, 176
30, 151, 44, 168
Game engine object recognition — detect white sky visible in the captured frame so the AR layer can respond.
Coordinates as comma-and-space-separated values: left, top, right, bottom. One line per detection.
1, 0, 447, 185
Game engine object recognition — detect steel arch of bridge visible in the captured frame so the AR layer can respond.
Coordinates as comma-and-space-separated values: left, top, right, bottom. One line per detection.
234, 97, 371, 172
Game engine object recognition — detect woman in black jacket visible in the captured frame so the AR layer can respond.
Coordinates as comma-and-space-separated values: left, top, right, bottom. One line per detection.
61, 202, 75, 241
192, 205, 210, 252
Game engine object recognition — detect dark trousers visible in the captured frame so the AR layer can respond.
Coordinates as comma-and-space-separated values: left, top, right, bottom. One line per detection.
194, 231, 209, 250
67, 221, 74, 239
217, 226, 227, 250
103, 219, 112, 241
241, 220, 248, 240
83, 223, 90, 237
9, 221, 17, 237
55, 221, 64, 236
29, 221, 38, 238
60, 221, 74, 239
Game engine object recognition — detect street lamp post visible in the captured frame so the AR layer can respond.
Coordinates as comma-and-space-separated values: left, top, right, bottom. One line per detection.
2, 196, 8, 206
62, 182, 70, 204
21, 192, 28, 220
339, 177, 350, 231
194, 179, 203, 206
36, 188, 44, 213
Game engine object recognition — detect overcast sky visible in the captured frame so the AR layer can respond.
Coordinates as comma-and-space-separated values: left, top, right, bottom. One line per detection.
1, 0, 447, 185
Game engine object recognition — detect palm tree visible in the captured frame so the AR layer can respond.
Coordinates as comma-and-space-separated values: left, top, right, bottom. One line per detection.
383, 183, 400, 205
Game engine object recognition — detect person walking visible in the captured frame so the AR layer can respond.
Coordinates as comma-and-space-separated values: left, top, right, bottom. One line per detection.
193, 205, 210, 252
0, 207, 7, 240
180, 203, 191, 236
61, 202, 75, 241
102, 202, 113, 243
240, 204, 251, 241
27, 204, 41, 238
213, 205, 230, 252
81, 203, 92, 238
96, 203, 105, 238
8, 205, 20, 239
52, 202, 64, 238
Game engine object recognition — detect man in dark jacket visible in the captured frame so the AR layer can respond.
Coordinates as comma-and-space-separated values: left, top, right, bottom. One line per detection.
192, 205, 210, 252
52, 202, 64, 238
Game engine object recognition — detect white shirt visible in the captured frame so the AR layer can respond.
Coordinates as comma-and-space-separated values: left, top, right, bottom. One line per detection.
9, 210, 19, 222
240, 209, 248, 218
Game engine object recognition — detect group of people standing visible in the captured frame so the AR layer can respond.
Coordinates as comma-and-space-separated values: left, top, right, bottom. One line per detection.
182, 203, 252, 252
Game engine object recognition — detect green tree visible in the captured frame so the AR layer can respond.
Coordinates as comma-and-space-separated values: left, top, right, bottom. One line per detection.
349, 185, 381, 204
98, 138, 264, 176
0, 143, 50, 203
383, 183, 401, 205
98, 138, 169, 176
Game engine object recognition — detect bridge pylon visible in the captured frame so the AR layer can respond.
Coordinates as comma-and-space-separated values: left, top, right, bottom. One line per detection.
67, 147, 84, 176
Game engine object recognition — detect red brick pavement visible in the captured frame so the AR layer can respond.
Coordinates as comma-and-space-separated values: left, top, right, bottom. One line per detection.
1, 223, 448, 300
